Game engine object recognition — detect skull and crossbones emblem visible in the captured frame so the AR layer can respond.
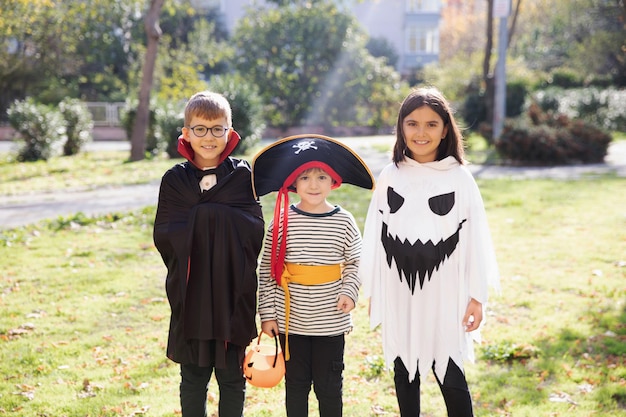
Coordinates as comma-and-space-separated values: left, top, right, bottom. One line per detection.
292, 140, 318, 154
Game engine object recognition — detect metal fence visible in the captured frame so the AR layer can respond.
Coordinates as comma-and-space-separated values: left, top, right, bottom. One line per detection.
85, 102, 126, 127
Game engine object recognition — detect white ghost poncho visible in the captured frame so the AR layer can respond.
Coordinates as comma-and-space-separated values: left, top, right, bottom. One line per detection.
360, 156, 499, 383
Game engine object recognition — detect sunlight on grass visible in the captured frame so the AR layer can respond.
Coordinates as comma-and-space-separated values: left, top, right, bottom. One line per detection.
613, 131, 626, 141
1, 147, 625, 416
0, 151, 178, 195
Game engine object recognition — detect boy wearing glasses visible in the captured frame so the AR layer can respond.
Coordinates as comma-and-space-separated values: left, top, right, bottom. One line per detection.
153, 91, 265, 417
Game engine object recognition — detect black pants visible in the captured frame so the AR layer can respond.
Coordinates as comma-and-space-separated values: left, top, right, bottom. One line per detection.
179, 344, 246, 417
279, 333, 345, 417
394, 357, 474, 417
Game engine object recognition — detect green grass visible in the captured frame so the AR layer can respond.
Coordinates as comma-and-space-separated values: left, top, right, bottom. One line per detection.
613, 131, 626, 141
0, 151, 176, 196
1, 149, 625, 416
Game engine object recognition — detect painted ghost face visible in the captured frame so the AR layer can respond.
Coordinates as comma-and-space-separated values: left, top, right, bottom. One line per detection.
381, 186, 466, 295
402, 106, 448, 163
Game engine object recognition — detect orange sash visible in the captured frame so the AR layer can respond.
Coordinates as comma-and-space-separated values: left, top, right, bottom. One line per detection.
280, 263, 341, 360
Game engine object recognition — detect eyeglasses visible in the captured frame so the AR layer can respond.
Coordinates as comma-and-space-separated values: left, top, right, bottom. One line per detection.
188, 125, 229, 138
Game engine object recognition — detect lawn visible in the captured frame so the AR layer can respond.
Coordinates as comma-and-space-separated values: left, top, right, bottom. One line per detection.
0, 147, 625, 416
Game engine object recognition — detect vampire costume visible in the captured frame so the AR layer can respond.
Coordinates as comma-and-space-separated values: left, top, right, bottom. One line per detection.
360, 156, 500, 383
153, 133, 265, 368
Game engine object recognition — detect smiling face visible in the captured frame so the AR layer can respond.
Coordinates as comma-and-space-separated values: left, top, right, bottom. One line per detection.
402, 105, 449, 163
181, 115, 230, 168
293, 168, 334, 213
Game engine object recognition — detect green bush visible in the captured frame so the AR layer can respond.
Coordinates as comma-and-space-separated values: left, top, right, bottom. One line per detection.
495, 103, 612, 165
461, 78, 487, 130
153, 101, 184, 159
505, 80, 527, 118
461, 78, 527, 132
120, 105, 159, 156
209, 74, 265, 154
533, 87, 626, 132
58, 98, 93, 156
496, 120, 565, 164
7, 98, 67, 162
532, 87, 561, 113
548, 67, 584, 88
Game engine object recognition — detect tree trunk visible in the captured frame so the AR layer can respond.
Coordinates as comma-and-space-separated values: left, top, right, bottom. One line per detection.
483, 0, 495, 139
129, 0, 165, 162
508, 0, 522, 47
483, 0, 521, 142
483, 0, 494, 83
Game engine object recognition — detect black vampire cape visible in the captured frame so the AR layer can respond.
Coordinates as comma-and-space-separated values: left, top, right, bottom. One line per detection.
153, 157, 264, 366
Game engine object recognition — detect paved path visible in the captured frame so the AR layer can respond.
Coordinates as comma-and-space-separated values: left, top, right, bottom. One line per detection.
1, 138, 625, 230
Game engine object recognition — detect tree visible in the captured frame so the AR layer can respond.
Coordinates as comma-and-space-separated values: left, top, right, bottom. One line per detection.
68, 0, 143, 101
232, 0, 406, 129
0, 0, 197, 123
366, 37, 399, 67
0, 0, 62, 117
0, 0, 145, 117
507, 0, 625, 85
130, 0, 165, 162
553, 0, 625, 85
233, 2, 355, 127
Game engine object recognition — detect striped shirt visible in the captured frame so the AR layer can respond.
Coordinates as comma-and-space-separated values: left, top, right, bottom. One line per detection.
258, 204, 362, 336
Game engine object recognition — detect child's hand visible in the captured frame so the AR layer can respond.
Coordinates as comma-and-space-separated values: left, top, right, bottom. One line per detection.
336, 295, 355, 313
462, 298, 483, 332
261, 320, 279, 337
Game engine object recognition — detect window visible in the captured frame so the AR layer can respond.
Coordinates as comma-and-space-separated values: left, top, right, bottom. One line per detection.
406, 0, 439, 12
405, 25, 439, 54
190, 0, 223, 11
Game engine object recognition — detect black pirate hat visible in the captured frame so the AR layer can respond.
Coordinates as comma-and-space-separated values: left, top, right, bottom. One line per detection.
252, 134, 375, 198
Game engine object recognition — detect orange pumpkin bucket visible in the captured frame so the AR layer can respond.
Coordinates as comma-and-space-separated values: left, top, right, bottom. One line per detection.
243, 332, 285, 388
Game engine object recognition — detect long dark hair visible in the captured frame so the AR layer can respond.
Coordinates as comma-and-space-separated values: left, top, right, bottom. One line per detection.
392, 87, 465, 165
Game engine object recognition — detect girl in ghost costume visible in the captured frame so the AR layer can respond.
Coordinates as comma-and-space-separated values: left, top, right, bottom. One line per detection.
359, 87, 500, 417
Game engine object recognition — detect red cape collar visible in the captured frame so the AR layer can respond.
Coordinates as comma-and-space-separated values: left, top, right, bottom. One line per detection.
177, 130, 241, 168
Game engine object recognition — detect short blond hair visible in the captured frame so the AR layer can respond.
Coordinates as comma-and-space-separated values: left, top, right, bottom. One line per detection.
184, 91, 232, 127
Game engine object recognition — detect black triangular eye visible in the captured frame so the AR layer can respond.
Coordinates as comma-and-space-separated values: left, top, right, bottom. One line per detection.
428, 192, 455, 216
387, 187, 404, 214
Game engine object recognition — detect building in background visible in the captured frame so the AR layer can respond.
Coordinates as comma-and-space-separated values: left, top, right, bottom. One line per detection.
350, 0, 441, 75
190, 0, 442, 77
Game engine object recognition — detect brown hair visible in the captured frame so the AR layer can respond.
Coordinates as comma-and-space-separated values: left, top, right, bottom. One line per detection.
184, 91, 232, 127
392, 87, 465, 165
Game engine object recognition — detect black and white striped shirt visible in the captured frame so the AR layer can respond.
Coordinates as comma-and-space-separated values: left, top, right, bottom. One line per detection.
258, 204, 362, 336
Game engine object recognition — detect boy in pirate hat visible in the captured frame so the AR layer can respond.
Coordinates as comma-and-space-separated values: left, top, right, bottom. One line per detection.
153, 91, 265, 417
252, 134, 374, 417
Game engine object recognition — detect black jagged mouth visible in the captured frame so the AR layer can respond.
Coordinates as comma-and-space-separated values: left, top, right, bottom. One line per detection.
381, 219, 466, 294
